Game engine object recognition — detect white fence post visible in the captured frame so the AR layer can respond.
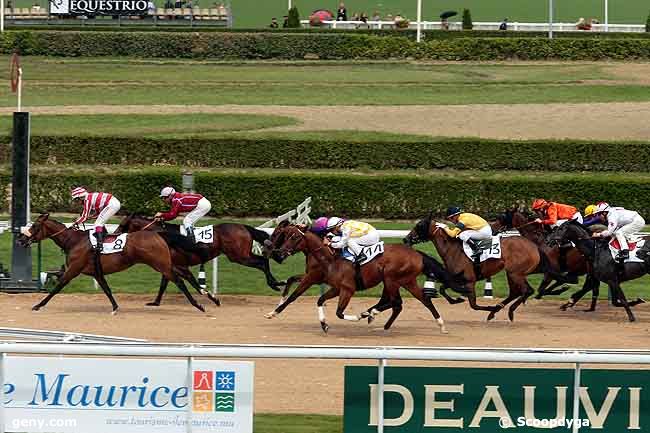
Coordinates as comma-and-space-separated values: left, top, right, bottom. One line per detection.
212, 257, 218, 298
186, 356, 193, 433
377, 358, 386, 433
572, 360, 581, 433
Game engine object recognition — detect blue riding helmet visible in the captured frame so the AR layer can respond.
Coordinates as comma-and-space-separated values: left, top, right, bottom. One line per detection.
446, 207, 462, 218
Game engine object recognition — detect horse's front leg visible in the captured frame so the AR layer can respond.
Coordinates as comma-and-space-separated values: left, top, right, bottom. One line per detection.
265, 271, 320, 318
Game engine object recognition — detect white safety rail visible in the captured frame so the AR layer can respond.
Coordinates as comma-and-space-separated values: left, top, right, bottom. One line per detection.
0, 342, 649, 433
0, 327, 147, 343
301, 20, 646, 33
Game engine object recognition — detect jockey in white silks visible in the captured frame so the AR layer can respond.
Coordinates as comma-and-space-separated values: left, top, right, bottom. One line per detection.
592, 202, 646, 262
325, 217, 380, 263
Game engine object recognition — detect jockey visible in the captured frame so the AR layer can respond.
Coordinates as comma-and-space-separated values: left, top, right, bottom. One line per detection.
71, 187, 121, 252
532, 199, 583, 228
592, 202, 646, 262
155, 187, 212, 244
439, 207, 491, 262
583, 204, 602, 227
325, 217, 380, 263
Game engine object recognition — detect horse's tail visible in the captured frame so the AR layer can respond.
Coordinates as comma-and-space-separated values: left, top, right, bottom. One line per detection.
243, 225, 270, 244
158, 231, 210, 263
418, 251, 469, 295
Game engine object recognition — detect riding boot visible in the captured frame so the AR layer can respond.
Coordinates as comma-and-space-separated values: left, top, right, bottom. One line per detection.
185, 225, 196, 244
617, 249, 629, 264
355, 251, 368, 264
94, 229, 104, 253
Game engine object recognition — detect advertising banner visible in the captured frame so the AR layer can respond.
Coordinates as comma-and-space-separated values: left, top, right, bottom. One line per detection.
49, 0, 149, 16
344, 366, 648, 432
4, 356, 254, 433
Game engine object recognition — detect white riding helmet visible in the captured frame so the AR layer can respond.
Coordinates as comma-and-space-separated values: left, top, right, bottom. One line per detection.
71, 187, 88, 200
596, 202, 610, 213
160, 186, 176, 198
326, 216, 345, 230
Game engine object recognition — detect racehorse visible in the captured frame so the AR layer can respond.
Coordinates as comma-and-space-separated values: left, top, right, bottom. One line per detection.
116, 214, 287, 306
18, 214, 206, 313
404, 212, 548, 321
549, 220, 647, 322
267, 223, 467, 333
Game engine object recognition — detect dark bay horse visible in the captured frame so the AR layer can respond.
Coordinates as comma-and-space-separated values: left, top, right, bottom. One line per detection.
268, 224, 467, 333
549, 221, 647, 322
116, 214, 287, 306
404, 213, 547, 321
496, 209, 601, 311
18, 214, 205, 313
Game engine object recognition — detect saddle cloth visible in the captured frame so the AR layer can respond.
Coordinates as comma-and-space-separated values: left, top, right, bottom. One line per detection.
462, 236, 502, 263
609, 238, 645, 263
341, 242, 385, 266
179, 225, 214, 244
88, 232, 128, 255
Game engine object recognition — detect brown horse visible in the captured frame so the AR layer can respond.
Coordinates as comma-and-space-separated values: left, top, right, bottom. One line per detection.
404, 213, 547, 321
267, 223, 467, 333
116, 214, 287, 306
18, 214, 205, 313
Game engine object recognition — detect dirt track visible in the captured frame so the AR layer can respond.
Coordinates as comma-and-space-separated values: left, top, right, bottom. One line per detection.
2, 293, 648, 415
3, 102, 650, 140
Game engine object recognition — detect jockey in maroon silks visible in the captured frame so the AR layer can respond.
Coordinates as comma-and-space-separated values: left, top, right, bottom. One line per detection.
155, 186, 212, 244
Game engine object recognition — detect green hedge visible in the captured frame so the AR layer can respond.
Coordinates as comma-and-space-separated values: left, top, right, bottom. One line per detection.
2, 167, 650, 219
6, 136, 650, 172
9, 27, 650, 39
2, 31, 650, 59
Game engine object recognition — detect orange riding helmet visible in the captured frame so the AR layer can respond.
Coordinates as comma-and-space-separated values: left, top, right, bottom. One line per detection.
531, 199, 549, 211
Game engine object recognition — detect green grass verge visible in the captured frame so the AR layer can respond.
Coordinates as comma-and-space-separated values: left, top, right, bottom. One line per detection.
254, 414, 341, 433
2, 216, 649, 302
0, 114, 297, 138
2, 58, 648, 106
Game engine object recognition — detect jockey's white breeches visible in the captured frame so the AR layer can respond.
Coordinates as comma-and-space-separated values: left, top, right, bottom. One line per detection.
614, 214, 646, 250
183, 197, 212, 228
94, 197, 121, 231
458, 225, 492, 242
347, 230, 380, 255
553, 212, 583, 228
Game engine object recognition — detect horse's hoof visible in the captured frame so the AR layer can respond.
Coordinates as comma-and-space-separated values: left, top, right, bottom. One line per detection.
508, 312, 515, 322
582, 308, 596, 312
534, 295, 543, 300
32, 305, 41, 311
321, 322, 329, 333
638, 298, 647, 304
215, 299, 221, 307
264, 311, 277, 319
196, 305, 206, 313
111, 309, 119, 316
487, 312, 496, 321
146, 302, 160, 307
207, 295, 220, 305
368, 316, 375, 324
440, 327, 449, 334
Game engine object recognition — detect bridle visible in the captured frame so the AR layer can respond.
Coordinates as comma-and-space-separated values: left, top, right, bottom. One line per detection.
23, 223, 68, 247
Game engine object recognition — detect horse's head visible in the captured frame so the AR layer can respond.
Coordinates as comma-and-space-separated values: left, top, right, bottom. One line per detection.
404, 211, 433, 246
17, 213, 52, 247
117, 213, 159, 234
264, 220, 291, 261
547, 220, 589, 246
275, 224, 310, 260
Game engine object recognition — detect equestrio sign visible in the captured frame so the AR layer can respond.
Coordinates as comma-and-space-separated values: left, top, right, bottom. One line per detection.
49, 0, 149, 15
3, 356, 254, 433
344, 366, 648, 432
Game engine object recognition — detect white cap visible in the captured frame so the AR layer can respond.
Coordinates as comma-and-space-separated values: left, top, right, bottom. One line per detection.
326, 217, 344, 230
71, 187, 88, 199
160, 186, 176, 197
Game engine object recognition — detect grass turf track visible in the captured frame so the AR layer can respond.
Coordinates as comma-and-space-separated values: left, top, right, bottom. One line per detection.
3, 58, 650, 107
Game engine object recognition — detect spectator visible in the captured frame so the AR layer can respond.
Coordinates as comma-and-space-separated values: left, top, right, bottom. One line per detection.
164, 0, 173, 9
217, 2, 227, 15
6, 0, 12, 11
371, 10, 380, 21
186, 0, 193, 8
351, 12, 359, 21
499, 18, 508, 30
336, 2, 347, 21
576, 17, 590, 30
360, 12, 368, 25
282, 15, 289, 27
174, 0, 182, 9
441, 18, 449, 30
147, 0, 156, 14
269, 17, 279, 28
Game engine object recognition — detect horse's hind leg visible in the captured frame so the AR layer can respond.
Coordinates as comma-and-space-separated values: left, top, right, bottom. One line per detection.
404, 278, 447, 334
165, 270, 205, 313
174, 265, 220, 306
507, 280, 535, 322
147, 276, 169, 307
535, 274, 554, 299
382, 294, 403, 331
487, 274, 521, 321
93, 269, 119, 314
234, 255, 285, 291
464, 283, 499, 313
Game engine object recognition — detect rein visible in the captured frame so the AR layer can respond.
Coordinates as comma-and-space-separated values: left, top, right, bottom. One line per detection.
49, 226, 69, 239
141, 220, 158, 231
